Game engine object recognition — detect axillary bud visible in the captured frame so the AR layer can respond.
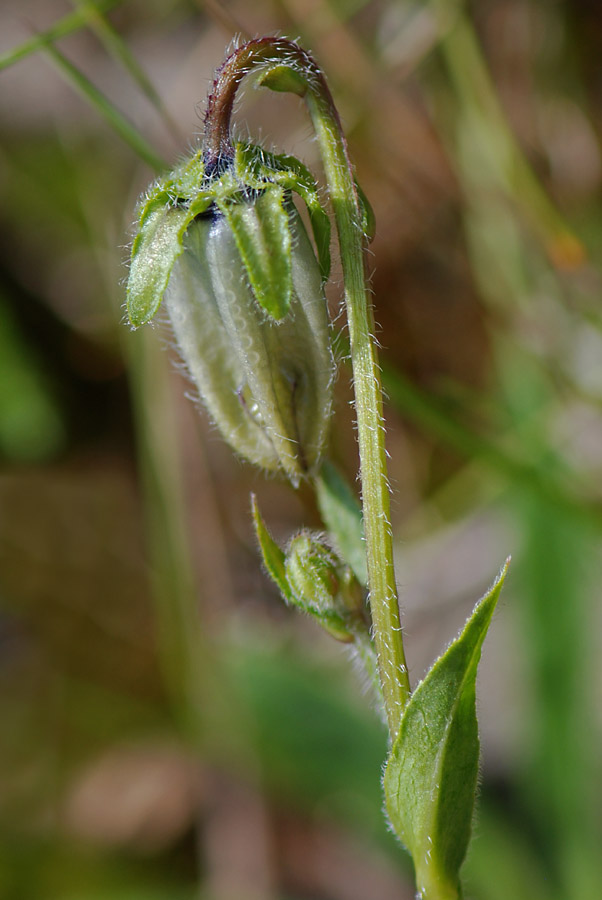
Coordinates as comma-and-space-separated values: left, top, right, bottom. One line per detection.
284, 531, 366, 642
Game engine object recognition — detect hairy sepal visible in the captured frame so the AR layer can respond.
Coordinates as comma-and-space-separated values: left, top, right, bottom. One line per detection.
217, 184, 292, 320
126, 150, 211, 328
235, 142, 331, 280
207, 208, 332, 481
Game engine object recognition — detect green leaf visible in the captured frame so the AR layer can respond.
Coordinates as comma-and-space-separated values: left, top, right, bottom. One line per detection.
251, 496, 294, 603
384, 561, 509, 900
315, 460, 367, 586
218, 184, 292, 320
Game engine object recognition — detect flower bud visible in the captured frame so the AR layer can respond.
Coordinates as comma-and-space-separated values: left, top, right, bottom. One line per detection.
165, 200, 333, 485
284, 531, 366, 642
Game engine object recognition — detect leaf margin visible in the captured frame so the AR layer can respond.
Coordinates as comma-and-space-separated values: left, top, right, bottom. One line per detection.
384, 559, 510, 900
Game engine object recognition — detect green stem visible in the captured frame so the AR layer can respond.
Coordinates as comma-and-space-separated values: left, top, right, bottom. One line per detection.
204, 38, 410, 737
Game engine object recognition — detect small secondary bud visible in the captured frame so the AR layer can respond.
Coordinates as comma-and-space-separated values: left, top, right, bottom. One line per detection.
284, 532, 366, 642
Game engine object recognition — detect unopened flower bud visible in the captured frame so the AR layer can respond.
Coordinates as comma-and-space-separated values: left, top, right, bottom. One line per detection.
165, 199, 333, 485
284, 532, 366, 642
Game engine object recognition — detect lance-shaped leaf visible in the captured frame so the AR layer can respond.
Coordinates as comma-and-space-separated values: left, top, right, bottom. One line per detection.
384, 561, 509, 900
217, 184, 292, 320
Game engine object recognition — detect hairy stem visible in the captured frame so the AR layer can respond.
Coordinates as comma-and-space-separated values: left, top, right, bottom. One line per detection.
204, 38, 411, 737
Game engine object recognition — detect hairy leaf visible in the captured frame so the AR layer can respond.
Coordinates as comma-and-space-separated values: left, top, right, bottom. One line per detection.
384, 561, 509, 900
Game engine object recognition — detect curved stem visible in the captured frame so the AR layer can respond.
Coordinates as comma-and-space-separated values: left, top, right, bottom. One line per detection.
205, 38, 411, 737
203, 38, 322, 166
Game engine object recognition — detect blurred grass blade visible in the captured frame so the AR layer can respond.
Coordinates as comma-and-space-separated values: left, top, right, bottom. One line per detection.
437, 10, 584, 269
0, 292, 65, 461
0, 0, 120, 71
125, 324, 204, 740
464, 806, 556, 900
40, 41, 165, 171
381, 362, 602, 530
70, 0, 181, 138
518, 489, 600, 899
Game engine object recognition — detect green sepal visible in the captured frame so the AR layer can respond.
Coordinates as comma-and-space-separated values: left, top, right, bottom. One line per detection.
167, 148, 206, 200
127, 151, 212, 328
384, 561, 509, 900
251, 495, 294, 603
217, 184, 292, 320
315, 459, 367, 587
127, 200, 190, 328
236, 143, 331, 280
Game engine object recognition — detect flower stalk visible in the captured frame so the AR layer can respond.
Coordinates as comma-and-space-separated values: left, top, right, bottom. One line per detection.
126, 38, 508, 899
203, 38, 411, 737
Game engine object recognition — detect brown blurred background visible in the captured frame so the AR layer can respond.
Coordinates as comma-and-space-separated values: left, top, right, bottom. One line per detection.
1, 1, 601, 898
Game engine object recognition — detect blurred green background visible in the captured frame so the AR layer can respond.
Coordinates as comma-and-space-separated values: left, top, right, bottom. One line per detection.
1, 1, 601, 898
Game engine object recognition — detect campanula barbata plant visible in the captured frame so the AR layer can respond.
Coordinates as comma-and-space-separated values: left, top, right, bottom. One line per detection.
126, 37, 508, 900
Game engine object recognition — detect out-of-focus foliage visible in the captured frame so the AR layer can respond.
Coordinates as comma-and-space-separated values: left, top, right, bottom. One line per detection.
0, 1, 601, 898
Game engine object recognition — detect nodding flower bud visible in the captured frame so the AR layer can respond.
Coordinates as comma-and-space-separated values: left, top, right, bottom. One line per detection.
165, 199, 333, 485
284, 532, 367, 642
126, 139, 335, 487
